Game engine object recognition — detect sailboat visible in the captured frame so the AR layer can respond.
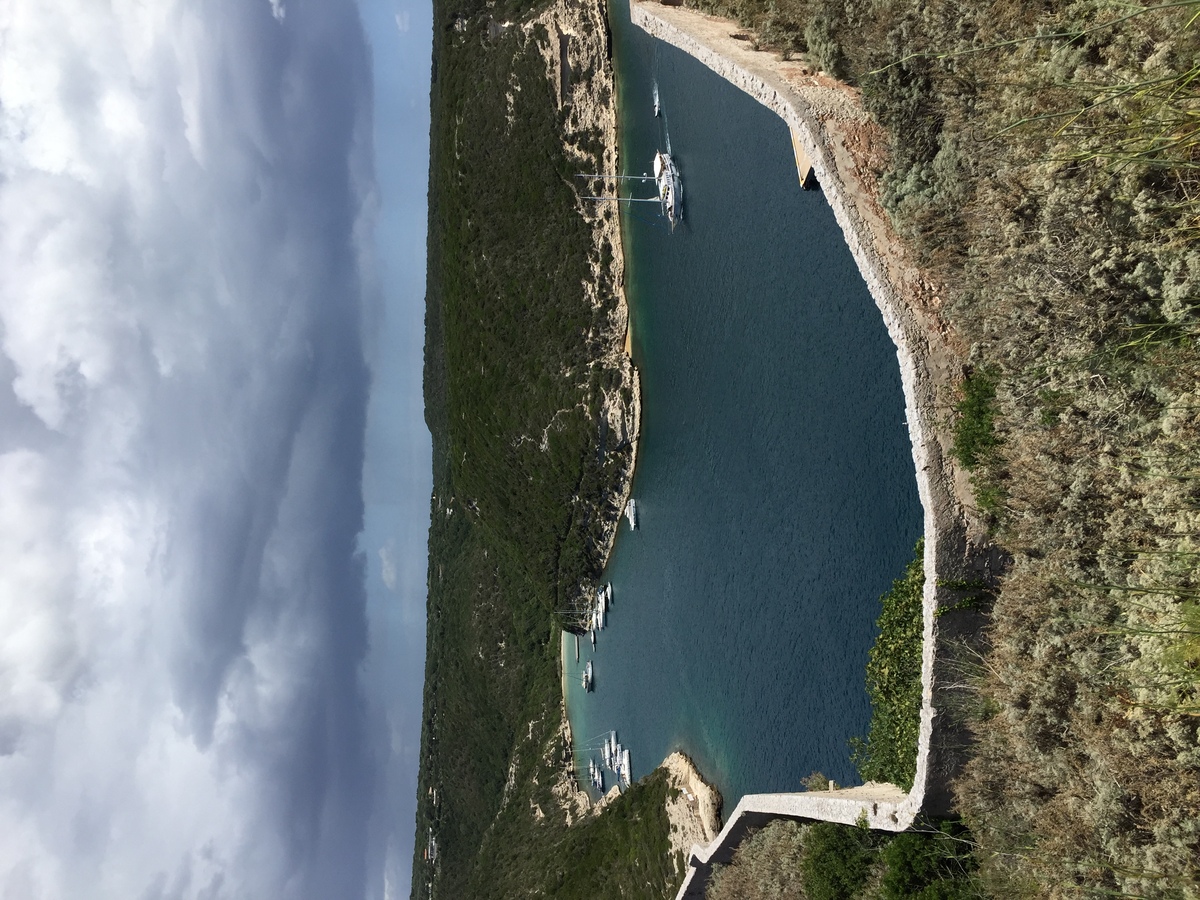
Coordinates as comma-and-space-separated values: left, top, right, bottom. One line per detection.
653, 150, 682, 229
577, 152, 681, 229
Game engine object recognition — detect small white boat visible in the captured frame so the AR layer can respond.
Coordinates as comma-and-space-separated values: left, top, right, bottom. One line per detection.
625, 498, 638, 530
605, 583, 613, 605
622, 749, 631, 786
590, 629, 596, 650
583, 660, 593, 692
653, 83, 660, 117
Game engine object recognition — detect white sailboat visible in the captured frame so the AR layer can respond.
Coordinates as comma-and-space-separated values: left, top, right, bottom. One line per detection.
653, 151, 682, 229
577, 151, 680, 228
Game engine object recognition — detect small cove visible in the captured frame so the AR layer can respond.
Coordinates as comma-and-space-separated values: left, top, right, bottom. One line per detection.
564, 0, 923, 808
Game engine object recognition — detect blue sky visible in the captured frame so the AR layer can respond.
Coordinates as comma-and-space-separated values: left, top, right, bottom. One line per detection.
359, 0, 434, 896
0, 0, 432, 897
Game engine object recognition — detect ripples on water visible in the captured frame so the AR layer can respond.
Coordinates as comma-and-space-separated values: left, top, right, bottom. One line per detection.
564, 0, 922, 807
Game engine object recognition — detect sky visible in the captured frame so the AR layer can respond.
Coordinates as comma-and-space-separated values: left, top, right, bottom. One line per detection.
0, 0, 432, 897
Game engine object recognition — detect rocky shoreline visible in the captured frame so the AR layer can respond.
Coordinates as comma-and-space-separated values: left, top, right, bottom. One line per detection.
529, 0, 731, 855
662, 752, 723, 862
534, 0, 648, 822
534, 0, 642, 579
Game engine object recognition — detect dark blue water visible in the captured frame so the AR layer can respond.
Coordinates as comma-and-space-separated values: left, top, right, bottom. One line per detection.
564, 0, 922, 806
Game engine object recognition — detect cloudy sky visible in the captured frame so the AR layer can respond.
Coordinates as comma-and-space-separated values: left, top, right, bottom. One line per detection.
0, 0, 432, 897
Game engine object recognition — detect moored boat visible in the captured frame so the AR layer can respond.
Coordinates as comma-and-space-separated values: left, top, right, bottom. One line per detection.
653, 151, 682, 229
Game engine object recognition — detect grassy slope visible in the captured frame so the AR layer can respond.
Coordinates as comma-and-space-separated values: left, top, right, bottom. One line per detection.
707, 819, 980, 900
682, 0, 1200, 895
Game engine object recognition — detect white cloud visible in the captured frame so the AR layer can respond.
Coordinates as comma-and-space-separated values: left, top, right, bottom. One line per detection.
0, 0, 379, 897
378, 540, 399, 592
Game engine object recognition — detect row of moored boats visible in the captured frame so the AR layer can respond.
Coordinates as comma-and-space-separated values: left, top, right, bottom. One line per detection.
587, 730, 632, 793
580, 499, 640, 791
585, 581, 613, 661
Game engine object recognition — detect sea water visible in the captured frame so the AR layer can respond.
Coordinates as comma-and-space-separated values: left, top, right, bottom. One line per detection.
564, 0, 923, 806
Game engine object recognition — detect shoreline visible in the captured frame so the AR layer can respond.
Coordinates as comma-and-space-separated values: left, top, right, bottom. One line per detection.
537, 0, 642, 821
534, 0, 643, 593
627, 2, 994, 895
546, 0, 972, 855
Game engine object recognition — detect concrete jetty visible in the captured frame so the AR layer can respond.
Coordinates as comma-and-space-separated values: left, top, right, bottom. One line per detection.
628, 2, 989, 897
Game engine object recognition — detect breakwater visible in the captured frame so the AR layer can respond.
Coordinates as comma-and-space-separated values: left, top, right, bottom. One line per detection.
626, 2, 990, 896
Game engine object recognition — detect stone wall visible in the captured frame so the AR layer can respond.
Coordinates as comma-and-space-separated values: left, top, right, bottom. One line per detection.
626, 3, 990, 897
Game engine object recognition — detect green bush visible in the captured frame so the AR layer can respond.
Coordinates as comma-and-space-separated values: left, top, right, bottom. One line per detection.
804, 15, 847, 79
880, 826, 978, 900
801, 822, 877, 900
951, 370, 999, 470
852, 539, 924, 790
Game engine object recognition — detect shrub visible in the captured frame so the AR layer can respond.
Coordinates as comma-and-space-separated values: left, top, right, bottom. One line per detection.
707, 820, 808, 900
879, 826, 978, 900
852, 540, 925, 790
951, 369, 999, 470
800, 822, 876, 900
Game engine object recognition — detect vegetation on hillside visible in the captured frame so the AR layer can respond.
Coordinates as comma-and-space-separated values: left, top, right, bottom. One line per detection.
683, 0, 1200, 894
707, 819, 980, 900
414, 0, 667, 896
468, 768, 684, 899
420, 0, 1200, 892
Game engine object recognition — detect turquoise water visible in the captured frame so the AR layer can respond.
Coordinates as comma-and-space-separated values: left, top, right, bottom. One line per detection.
564, 0, 922, 805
